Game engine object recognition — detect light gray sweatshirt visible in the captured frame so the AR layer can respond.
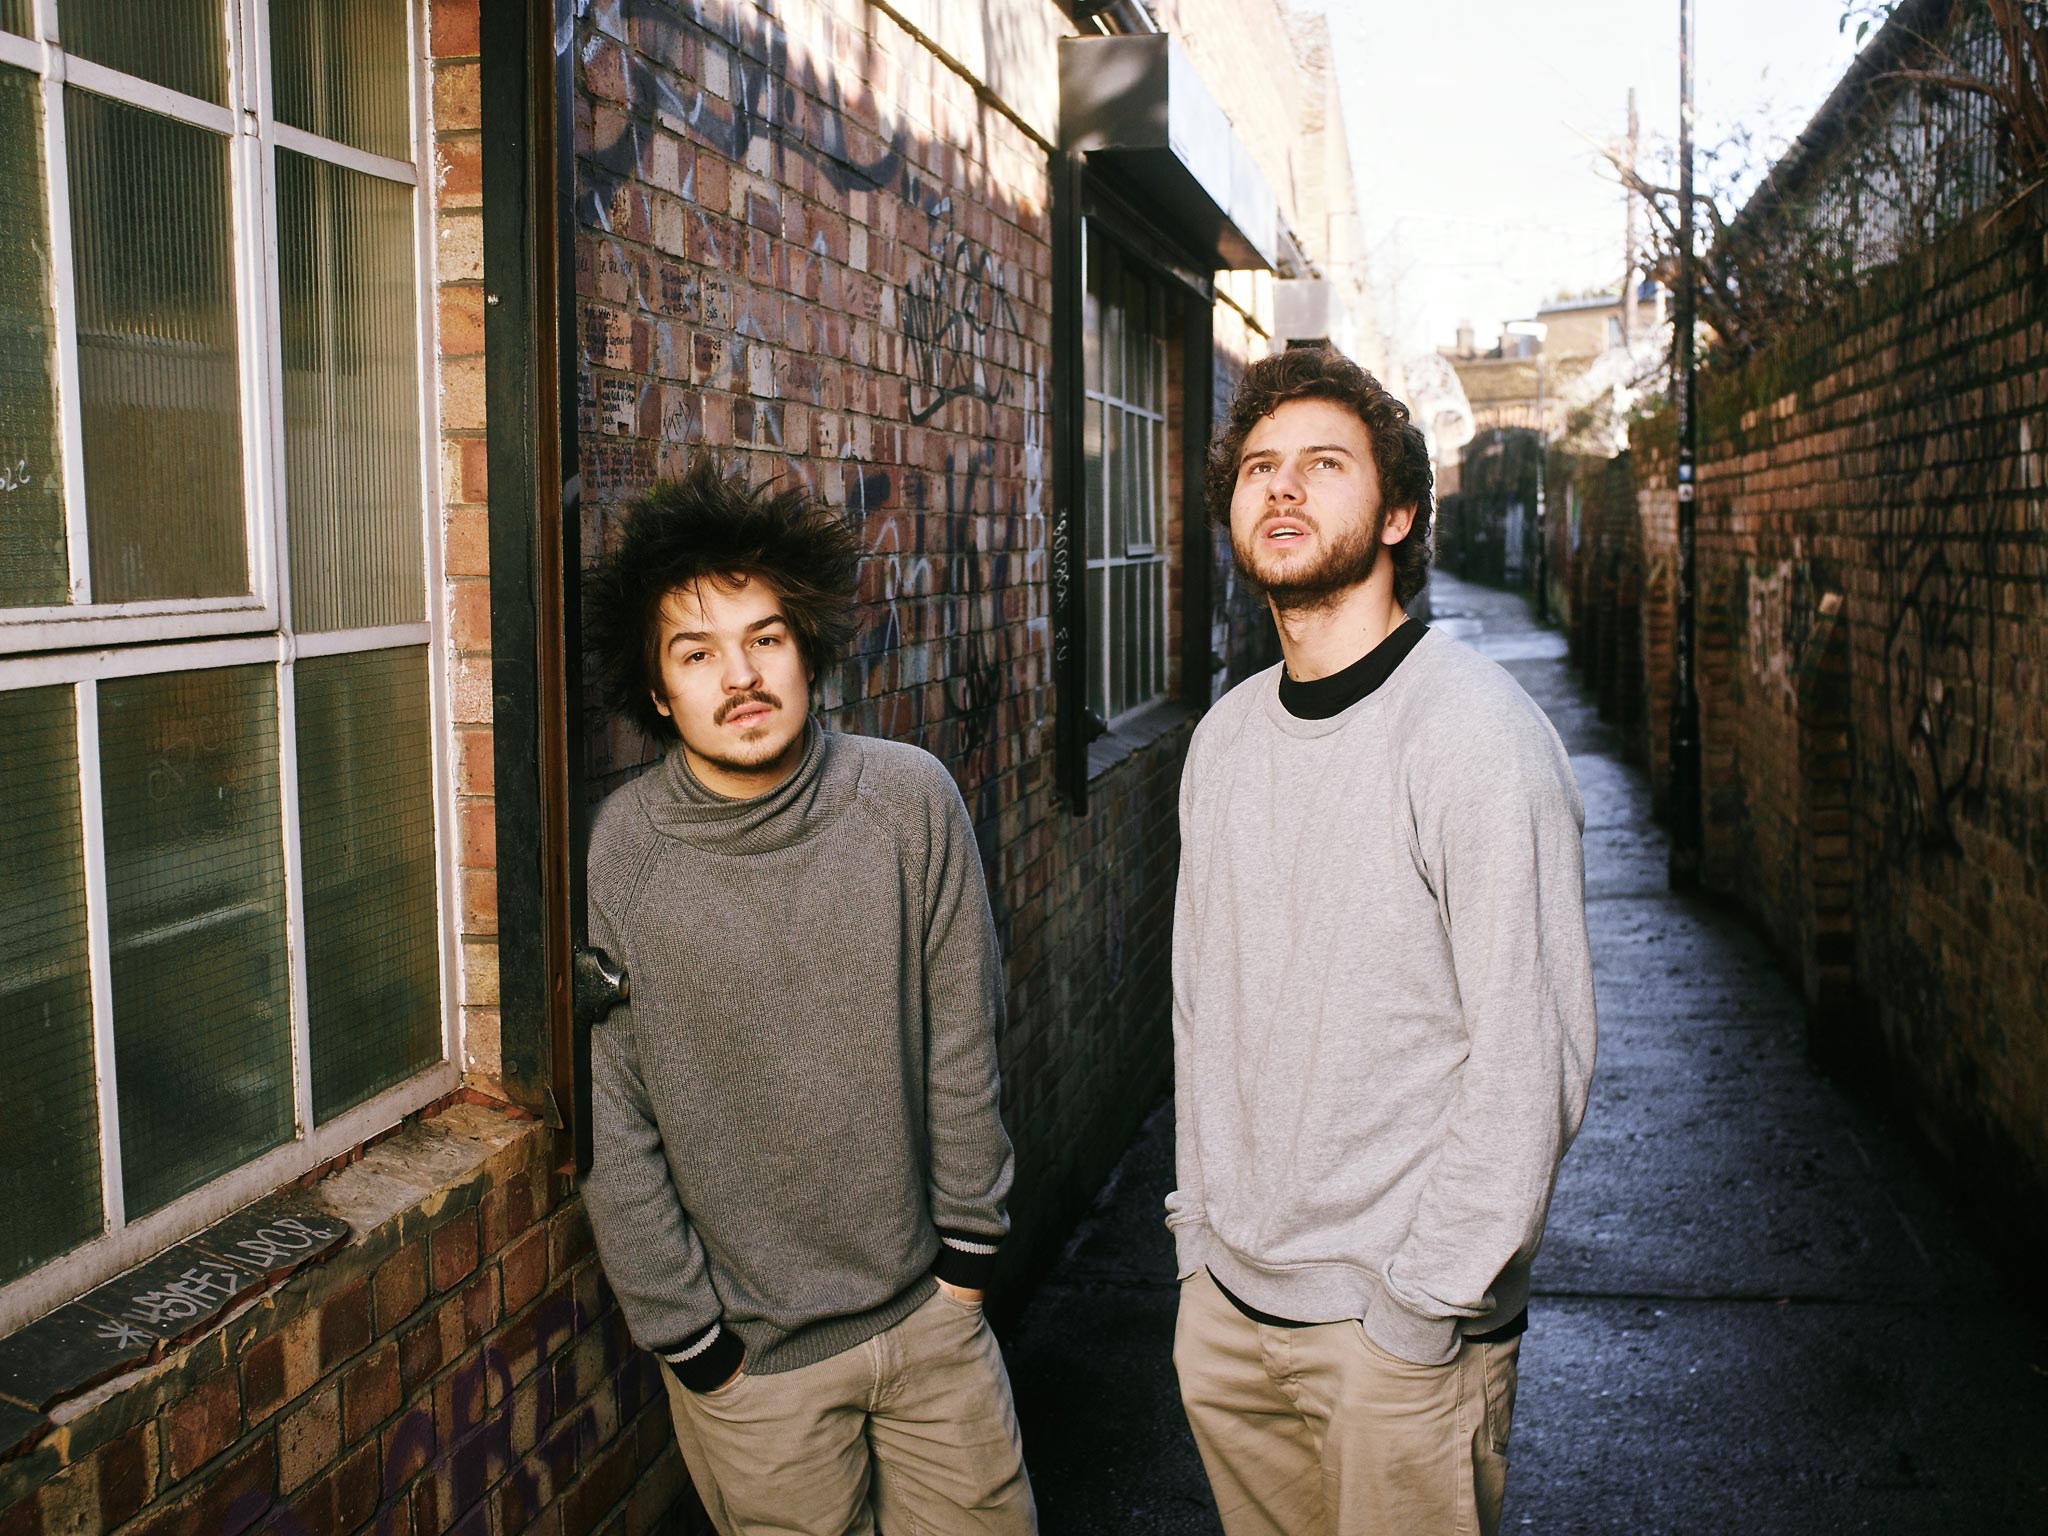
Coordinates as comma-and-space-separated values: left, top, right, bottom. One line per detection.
581, 724, 1014, 1387
1169, 628, 1596, 1365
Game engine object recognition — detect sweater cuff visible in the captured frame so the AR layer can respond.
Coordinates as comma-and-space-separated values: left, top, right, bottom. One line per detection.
932, 1228, 1001, 1290
658, 1321, 745, 1394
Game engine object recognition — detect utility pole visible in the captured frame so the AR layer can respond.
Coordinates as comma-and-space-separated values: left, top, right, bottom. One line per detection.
1670, 0, 1703, 886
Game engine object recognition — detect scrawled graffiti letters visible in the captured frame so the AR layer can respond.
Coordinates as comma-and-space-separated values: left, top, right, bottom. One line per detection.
902, 201, 1021, 427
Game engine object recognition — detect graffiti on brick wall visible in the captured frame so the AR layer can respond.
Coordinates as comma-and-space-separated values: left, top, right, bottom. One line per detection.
902, 200, 1021, 426
1875, 423, 2002, 857
1743, 554, 1822, 708
218, 1278, 656, 1536
577, 0, 921, 233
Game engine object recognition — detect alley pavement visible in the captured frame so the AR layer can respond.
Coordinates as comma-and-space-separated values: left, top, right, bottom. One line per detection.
1003, 571, 2048, 1535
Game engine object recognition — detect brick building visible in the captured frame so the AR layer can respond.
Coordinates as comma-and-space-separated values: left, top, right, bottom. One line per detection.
0, 0, 1384, 1530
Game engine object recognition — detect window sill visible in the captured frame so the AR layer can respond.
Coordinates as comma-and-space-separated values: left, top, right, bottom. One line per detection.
1086, 698, 1198, 782
0, 1095, 539, 1463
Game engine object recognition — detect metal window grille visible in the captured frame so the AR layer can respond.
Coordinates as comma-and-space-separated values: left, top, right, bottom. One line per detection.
1081, 225, 1170, 726
0, 0, 455, 1330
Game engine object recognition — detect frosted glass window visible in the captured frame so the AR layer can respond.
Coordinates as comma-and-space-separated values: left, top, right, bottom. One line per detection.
61, 0, 227, 105
296, 648, 440, 1122
271, 0, 413, 163
278, 151, 425, 631
0, 687, 102, 1283
0, 1, 27, 36
0, 67, 65, 609
68, 91, 247, 604
99, 666, 292, 1218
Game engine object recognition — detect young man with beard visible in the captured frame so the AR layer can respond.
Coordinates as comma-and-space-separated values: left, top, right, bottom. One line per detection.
579, 461, 1037, 1535
1168, 347, 1596, 1536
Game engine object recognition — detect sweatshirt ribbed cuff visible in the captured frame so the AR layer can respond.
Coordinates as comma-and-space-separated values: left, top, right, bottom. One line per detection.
932, 1228, 1001, 1290
659, 1321, 745, 1394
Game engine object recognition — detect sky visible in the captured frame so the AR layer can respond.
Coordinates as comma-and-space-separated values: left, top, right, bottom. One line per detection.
1293, 0, 1872, 358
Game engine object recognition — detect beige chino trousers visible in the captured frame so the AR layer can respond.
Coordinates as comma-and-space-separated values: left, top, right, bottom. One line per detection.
659, 1288, 1038, 1536
1175, 1270, 1519, 1536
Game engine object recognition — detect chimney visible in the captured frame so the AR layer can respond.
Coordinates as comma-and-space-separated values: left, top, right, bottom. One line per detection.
1455, 320, 1475, 357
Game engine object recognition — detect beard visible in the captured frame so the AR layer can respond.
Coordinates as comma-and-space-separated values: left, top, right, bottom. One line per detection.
1232, 507, 1387, 614
694, 689, 802, 774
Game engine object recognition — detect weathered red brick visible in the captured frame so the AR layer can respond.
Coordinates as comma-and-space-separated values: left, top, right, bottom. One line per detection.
319, 1278, 373, 1370
501, 1225, 549, 1314
165, 1368, 242, 1483
342, 1344, 402, 1446
373, 1241, 429, 1334
431, 1211, 480, 1295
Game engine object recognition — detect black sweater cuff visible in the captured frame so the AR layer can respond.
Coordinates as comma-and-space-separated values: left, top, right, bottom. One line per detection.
932, 1229, 1001, 1290
659, 1321, 745, 1394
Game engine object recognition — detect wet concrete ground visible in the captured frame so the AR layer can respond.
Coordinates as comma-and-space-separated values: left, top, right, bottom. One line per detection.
1003, 572, 2048, 1534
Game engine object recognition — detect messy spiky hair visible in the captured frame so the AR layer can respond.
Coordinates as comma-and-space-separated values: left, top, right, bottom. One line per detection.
1206, 346, 1436, 607
585, 457, 861, 741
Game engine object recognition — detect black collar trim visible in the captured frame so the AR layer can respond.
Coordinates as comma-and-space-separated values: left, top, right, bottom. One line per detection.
1278, 619, 1430, 719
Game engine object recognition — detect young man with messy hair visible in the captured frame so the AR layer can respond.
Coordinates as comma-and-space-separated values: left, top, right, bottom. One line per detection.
1168, 348, 1597, 1536
580, 459, 1037, 1535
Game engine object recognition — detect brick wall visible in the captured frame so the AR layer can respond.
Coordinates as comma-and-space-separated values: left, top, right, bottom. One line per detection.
1561, 189, 2048, 1260
0, 1105, 700, 1536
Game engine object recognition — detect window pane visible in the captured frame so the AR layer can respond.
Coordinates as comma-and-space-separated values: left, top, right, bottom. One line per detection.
1121, 410, 1141, 553
1119, 564, 1138, 716
1151, 288, 1168, 410
1084, 399, 1104, 562
0, 686, 102, 1283
0, 67, 67, 607
1152, 405, 1167, 547
1086, 567, 1105, 722
297, 648, 441, 1122
1124, 270, 1144, 407
69, 91, 247, 603
1138, 561, 1155, 703
271, 0, 413, 162
1082, 234, 1101, 396
0, 0, 27, 36
1154, 563, 1168, 701
1102, 242, 1123, 401
1105, 408, 1123, 556
100, 666, 292, 1218
62, 0, 227, 105
1126, 415, 1150, 554
278, 151, 425, 631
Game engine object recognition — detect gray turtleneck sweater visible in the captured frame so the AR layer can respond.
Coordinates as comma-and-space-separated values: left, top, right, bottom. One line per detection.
581, 723, 1014, 1388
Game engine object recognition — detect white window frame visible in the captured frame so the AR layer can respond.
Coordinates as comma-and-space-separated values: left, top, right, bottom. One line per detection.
1082, 223, 1171, 728
0, 0, 459, 1338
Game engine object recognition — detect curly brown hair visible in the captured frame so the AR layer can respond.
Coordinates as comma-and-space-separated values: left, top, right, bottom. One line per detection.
584, 457, 861, 741
1205, 346, 1435, 606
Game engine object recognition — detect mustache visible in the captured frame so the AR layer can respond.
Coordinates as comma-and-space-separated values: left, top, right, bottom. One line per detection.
714, 689, 782, 725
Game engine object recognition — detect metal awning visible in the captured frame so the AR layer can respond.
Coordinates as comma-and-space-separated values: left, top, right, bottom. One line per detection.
1058, 33, 1278, 272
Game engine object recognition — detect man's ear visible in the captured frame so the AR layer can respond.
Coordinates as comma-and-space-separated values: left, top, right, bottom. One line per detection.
1381, 503, 1418, 545
650, 688, 672, 720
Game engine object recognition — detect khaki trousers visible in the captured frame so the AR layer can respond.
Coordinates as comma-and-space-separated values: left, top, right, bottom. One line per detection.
659, 1288, 1038, 1536
1174, 1270, 1519, 1536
